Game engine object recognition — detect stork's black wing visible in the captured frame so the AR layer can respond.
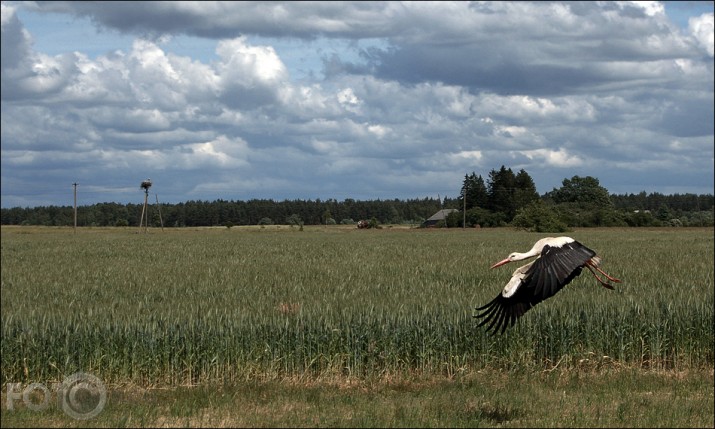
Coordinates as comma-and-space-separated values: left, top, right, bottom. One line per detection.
474, 241, 596, 334
474, 293, 537, 335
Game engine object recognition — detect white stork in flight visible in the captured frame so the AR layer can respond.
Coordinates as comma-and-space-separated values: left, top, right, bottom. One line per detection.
475, 236, 621, 334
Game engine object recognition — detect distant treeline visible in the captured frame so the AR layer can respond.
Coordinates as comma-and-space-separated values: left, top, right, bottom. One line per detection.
2, 191, 712, 228
0, 198, 445, 228
2, 168, 713, 228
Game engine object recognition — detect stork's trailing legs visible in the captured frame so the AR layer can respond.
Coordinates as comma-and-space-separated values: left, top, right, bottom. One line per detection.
585, 260, 621, 289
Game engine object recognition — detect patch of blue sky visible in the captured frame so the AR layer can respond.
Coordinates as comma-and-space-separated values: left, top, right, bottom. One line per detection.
14, 8, 133, 58
663, 1, 714, 28
15, 8, 216, 62
247, 36, 390, 81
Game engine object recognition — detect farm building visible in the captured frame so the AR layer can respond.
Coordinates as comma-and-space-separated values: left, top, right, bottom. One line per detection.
422, 209, 458, 227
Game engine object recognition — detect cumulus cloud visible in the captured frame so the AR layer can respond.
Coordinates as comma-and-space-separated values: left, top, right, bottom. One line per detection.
1, 3, 32, 71
689, 13, 714, 57
215, 37, 289, 109
1, 3, 80, 100
519, 148, 584, 168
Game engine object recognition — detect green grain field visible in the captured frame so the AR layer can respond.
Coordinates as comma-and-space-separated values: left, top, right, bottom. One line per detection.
1, 226, 713, 427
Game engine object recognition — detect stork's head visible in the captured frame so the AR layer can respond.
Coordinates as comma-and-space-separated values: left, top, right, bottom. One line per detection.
491, 252, 519, 269
491, 249, 538, 268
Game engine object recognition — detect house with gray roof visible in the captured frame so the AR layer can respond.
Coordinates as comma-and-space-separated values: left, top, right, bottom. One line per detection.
422, 208, 458, 227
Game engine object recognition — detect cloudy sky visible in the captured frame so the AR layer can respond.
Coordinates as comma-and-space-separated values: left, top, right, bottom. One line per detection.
1, 1, 713, 208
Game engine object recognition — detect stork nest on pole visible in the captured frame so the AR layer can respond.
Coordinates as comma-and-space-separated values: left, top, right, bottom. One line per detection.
140, 179, 152, 191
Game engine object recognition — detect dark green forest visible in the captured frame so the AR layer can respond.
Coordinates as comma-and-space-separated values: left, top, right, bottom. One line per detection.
2, 167, 713, 230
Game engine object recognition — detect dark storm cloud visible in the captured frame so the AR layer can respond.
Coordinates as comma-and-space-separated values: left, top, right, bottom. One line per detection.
29, 1, 399, 39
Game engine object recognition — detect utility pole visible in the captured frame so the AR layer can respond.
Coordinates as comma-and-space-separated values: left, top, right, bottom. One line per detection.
72, 182, 78, 233
438, 193, 443, 228
155, 194, 164, 231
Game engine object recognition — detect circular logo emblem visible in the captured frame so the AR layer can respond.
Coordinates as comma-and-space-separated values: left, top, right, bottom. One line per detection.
59, 372, 107, 420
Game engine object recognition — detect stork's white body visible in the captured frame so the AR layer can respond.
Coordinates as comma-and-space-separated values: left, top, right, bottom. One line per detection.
501, 261, 533, 298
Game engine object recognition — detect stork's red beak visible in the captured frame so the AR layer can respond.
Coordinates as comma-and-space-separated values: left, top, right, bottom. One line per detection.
491, 258, 511, 269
